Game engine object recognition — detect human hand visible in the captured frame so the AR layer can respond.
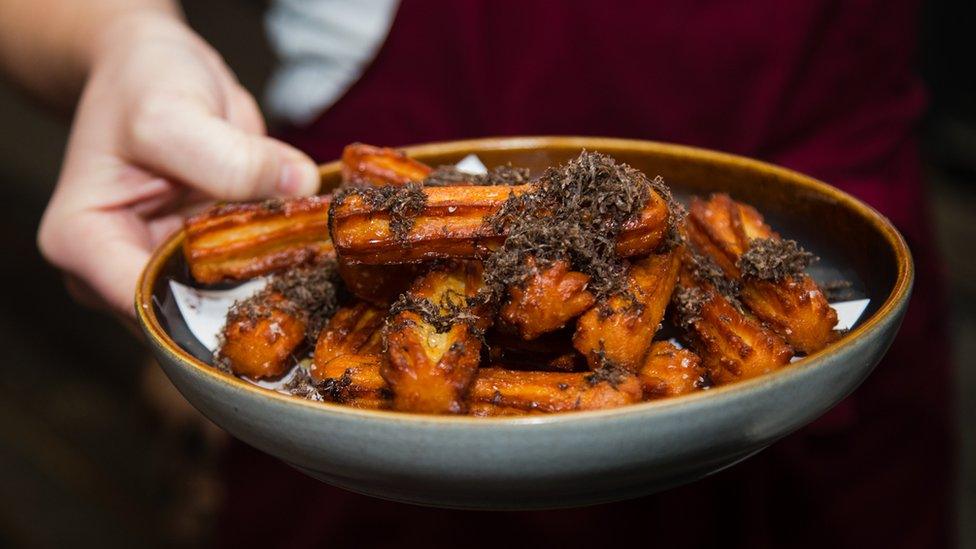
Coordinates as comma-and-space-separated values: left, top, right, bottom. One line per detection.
38, 12, 319, 316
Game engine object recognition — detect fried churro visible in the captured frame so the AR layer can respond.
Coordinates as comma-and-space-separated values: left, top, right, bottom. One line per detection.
215, 258, 340, 379
573, 249, 680, 372
311, 360, 641, 414
639, 341, 706, 399
383, 262, 488, 413
184, 196, 332, 284
500, 259, 595, 340
310, 302, 385, 383
686, 194, 837, 353
329, 183, 669, 265
340, 143, 432, 187
672, 258, 793, 385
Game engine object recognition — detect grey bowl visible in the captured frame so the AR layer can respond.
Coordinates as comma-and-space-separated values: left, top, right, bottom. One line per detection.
136, 136, 912, 509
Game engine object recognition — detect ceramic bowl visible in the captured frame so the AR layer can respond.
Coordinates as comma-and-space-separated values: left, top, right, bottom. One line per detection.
136, 136, 912, 509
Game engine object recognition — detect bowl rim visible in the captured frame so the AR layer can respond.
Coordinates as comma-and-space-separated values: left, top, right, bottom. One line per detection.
136, 135, 914, 426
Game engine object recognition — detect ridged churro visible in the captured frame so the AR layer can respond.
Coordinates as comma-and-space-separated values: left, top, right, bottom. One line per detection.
310, 302, 385, 383
329, 183, 670, 265
638, 341, 706, 399
383, 262, 488, 413
340, 143, 432, 187
311, 359, 641, 414
672, 257, 793, 385
573, 249, 680, 372
468, 367, 642, 414
217, 292, 307, 380
184, 196, 332, 284
500, 259, 595, 340
215, 258, 340, 379
686, 194, 837, 353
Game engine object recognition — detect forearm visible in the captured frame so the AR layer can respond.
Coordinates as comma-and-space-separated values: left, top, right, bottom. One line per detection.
0, 0, 181, 107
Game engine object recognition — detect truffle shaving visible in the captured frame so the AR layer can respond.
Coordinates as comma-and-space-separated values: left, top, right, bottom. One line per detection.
228, 256, 340, 342
481, 151, 658, 302
583, 348, 632, 388
422, 163, 532, 187
649, 176, 686, 252
738, 238, 816, 281
687, 251, 740, 300
388, 291, 479, 334
672, 286, 707, 330
284, 367, 325, 402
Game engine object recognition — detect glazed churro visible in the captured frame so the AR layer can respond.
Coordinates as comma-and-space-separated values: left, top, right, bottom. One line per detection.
686, 194, 837, 353
184, 196, 332, 284
383, 262, 488, 413
573, 249, 680, 372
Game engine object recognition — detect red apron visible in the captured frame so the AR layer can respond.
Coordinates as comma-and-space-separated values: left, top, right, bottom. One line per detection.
222, 1, 953, 547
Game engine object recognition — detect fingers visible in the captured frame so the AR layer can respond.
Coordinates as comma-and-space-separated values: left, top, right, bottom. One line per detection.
40, 210, 152, 316
126, 94, 319, 201
224, 85, 267, 136
35, 16, 317, 319
90, 239, 148, 317
39, 169, 187, 317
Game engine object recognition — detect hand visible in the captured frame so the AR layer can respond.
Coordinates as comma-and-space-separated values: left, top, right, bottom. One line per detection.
38, 13, 319, 316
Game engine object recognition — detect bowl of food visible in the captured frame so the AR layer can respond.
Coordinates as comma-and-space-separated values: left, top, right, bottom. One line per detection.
137, 136, 911, 509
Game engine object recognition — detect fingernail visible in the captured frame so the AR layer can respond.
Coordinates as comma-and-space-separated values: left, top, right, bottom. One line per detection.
278, 160, 317, 196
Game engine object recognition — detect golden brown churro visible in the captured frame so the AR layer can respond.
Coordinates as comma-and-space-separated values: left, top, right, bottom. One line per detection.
383, 262, 488, 413
329, 184, 670, 264
638, 341, 706, 399
340, 142, 432, 187
215, 257, 340, 379
310, 302, 385, 383
217, 293, 307, 380
468, 367, 642, 414
312, 353, 389, 409
686, 194, 837, 353
573, 249, 680, 372
312, 360, 641, 414
673, 262, 793, 386
500, 259, 596, 340
184, 196, 332, 284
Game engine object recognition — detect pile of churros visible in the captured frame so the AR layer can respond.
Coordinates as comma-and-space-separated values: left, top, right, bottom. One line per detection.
182, 143, 839, 415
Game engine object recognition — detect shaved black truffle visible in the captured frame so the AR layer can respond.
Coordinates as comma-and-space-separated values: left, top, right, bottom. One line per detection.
583, 348, 632, 388
388, 288, 478, 334
671, 286, 707, 330
422, 163, 531, 187
226, 256, 340, 342
738, 238, 815, 281
480, 151, 664, 303
284, 367, 325, 402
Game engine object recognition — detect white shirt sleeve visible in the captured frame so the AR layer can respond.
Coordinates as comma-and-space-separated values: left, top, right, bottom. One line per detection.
264, 0, 400, 125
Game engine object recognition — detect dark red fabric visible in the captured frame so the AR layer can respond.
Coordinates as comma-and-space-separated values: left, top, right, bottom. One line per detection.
221, 1, 953, 547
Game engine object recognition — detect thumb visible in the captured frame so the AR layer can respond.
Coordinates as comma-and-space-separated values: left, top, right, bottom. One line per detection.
126, 97, 319, 200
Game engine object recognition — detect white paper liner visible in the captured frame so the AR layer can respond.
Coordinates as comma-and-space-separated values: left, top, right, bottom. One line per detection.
170, 277, 267, 351
454, 154, 488, 175
830, 299, 870, 331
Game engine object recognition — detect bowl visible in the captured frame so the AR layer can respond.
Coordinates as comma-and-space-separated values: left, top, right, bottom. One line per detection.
136, 136, 912, 509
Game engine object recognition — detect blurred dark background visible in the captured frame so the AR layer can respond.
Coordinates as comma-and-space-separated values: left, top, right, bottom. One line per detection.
0, 0, 973, 546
